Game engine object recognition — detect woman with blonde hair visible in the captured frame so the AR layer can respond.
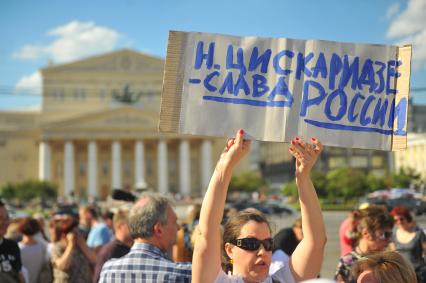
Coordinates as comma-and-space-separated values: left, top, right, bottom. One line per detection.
192, 129, 326, 283
335, 205, 394, 283
352, 251, 417, 283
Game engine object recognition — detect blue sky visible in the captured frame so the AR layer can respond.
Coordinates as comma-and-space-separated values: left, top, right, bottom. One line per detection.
1, 0, 426, 109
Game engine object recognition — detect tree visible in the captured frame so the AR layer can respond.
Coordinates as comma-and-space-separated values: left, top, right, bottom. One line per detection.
282, 180, 298, 199
282, 170, 327, 199
365, 173, 387, 192
390, 168, 421, 188
0, 180, 57, 203
325, 167, 367, 202
229, 172, 267, 193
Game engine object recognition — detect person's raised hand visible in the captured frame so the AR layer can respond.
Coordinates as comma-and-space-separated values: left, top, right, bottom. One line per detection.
217, 129, 251, 171
289, 137, 323, 179
66, 231, 77, 247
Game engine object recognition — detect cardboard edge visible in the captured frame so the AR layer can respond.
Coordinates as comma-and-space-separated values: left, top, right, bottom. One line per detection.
391, 45, 412, 151
158, 31, 187, 133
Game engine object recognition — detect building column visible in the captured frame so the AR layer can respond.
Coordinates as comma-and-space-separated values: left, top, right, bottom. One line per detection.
111, 141, 122, 190
134, 141, 146, 189
201, 140, 212, 195
88, 141, 98, 199
64, 141, 75, 198
179, 140, 191, 196
157, 140, 168, 194
38, 141, 51, 181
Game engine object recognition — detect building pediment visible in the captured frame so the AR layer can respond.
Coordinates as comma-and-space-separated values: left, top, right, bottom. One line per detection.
41, 49, 164, 75
41, 107, 158, 133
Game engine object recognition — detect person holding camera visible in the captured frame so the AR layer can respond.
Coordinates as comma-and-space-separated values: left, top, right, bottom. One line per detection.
51, 214, 96, 283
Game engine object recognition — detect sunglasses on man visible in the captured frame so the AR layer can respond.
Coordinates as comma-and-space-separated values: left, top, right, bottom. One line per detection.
229, 237, 274, 251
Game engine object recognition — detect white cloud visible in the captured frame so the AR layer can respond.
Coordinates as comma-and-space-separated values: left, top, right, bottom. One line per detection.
386, 0, 426, 70
13, 21, 120, 63
14, 71, 42, 95
385, 3, 400, 19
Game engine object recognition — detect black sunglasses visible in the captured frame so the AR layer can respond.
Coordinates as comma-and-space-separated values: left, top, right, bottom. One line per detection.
229, 237, 274, 251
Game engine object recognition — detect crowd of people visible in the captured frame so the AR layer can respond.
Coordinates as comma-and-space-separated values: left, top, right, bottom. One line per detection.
0, 129, 424, 282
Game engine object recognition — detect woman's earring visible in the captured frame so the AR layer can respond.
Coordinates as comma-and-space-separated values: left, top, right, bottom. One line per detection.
230, 258, 233, 265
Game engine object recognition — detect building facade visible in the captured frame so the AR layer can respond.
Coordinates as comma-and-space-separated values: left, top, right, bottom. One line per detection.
0, 49, 247, 200
394, 133, 426, 179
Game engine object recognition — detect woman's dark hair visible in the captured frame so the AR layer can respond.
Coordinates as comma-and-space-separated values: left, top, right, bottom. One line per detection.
222, 210, 271, 273
60, 216, 79, 235
48, 219, 62, 242
19, 217, 40, 236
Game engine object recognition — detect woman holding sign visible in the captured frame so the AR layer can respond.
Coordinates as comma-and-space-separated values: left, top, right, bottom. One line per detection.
192, 129, 326, 283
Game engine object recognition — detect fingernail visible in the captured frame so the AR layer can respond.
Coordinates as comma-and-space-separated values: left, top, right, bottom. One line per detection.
311, 137, 316, 141
291, 140, 296, 145
289, 147, 293, 151
295, 136, 300, 141
239, 129, 244, 135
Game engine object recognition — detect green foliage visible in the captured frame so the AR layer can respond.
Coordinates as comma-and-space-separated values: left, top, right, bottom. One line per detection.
365, 173, 386, 192
390, 168, 420, 188
282, 180, 298, 198
311, 170, 327, 198
0, 180, 57, 202
282, 170, 327, 199
326, 167, 367, 201
229, 172, 267, 193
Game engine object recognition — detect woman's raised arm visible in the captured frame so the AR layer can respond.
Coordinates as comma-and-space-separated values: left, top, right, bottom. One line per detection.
288, 137, 327, 281
192, 129, 251, 283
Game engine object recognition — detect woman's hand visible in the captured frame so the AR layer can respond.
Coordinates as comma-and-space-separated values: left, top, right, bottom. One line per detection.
216, 129, 251, 171
289, 137, 322, 179
66, 232, 77, 248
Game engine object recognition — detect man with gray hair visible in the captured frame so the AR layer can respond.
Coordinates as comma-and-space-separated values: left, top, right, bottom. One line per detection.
99, 193, 191, 282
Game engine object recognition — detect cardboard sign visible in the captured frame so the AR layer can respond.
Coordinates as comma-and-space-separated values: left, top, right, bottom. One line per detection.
159, 31, 411, 151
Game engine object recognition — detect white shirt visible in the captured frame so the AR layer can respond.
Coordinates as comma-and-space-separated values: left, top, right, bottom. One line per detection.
270, 249, 290, 275
214, 265, 296, 283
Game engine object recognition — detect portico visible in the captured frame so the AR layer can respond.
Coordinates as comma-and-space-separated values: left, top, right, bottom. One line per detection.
37, 107, 214, 200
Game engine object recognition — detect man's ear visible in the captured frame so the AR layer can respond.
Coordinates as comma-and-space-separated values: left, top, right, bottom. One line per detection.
153, 222, 163, 237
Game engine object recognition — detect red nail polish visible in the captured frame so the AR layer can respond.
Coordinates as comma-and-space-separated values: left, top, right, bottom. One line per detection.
289, 147, 293, 151
239, 129, 244, 135
295, 136, 300, 141
311, 137, 316, 141
291, 140, 296, 145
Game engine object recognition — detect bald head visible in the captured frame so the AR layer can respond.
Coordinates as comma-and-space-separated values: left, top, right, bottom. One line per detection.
134, 196, 151, 208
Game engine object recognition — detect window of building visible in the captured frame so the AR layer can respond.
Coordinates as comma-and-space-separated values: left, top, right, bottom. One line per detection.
80, 89, 86, 100
169, 158, 176, 175
58, 90, 65, 101
328, 157, 346, 169
350, 156, 368, 168
55, 161, 63, 179
146, 158, 153, 176
100, 89, 108, 101
102, 161, 109, 176
79, 161, 86, 177
124, 160, 132, 177
74, 88, 86, 101
371, 156, 384, 168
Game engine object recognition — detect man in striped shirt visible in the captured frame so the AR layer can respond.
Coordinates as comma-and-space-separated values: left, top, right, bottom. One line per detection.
99, 193, 191, 282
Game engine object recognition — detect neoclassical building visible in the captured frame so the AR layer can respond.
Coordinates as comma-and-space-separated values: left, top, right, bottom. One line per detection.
0, 49, 249, 200
394, 133, 426, 179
